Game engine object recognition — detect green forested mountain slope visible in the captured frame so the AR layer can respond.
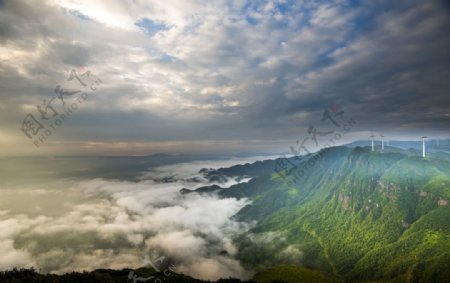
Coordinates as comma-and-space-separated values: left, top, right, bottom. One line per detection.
221, 146, 450, 282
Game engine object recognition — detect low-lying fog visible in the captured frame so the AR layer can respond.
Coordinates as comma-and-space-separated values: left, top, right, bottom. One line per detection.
0, 155, 277, 280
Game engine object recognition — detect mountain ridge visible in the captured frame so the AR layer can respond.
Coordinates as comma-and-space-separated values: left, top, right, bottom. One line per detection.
186, 145, 450, 282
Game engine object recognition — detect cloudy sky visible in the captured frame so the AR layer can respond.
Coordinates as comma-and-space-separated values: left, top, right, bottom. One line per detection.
1, 0, 449, 156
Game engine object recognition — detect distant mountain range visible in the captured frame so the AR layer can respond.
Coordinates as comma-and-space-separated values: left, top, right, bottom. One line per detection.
346, 139, 450, 152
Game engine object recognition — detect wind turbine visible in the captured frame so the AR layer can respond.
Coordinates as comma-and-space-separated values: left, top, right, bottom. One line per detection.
380, 134, 385, 151
421, 136, 427, 158
370, 133, 375, 152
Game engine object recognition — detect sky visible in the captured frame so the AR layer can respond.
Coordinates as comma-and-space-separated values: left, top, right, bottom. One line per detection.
0, 0, 449, 156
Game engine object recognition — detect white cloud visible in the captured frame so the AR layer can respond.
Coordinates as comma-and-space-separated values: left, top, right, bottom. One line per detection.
0, 158, 258, 279
0, 240, 35, 270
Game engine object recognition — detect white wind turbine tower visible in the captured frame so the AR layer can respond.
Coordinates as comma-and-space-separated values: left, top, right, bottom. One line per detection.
370, 133, 375, 152
421, 136, 427, 158
380, 134, 385, 151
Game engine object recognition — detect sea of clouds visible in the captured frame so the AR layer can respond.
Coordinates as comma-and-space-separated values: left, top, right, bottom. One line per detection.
0, 156, 278, 280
